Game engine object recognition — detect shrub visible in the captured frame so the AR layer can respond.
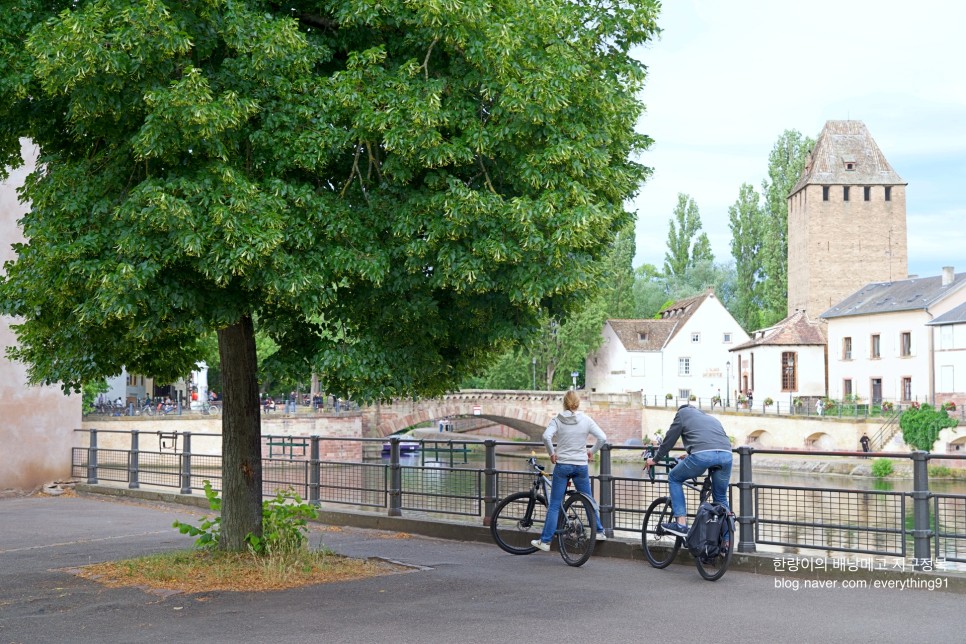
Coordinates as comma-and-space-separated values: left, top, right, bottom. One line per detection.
665, 393, 673, 400
929, 465, 953, 477
763, 397, 774, 407
881, 401, 895, 412
899, 403, 958, 451
871, 458, 894, 478
942, 401, 957, 412
173, 481, 318, 556
688, 394, 696, 401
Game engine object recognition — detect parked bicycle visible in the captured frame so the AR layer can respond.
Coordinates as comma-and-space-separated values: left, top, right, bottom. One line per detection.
199, 401, 220, 416
640, 445, 735, 581
489, 456, 597, 567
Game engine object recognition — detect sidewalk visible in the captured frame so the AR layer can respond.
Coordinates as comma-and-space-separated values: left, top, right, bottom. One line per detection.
1, 491, 964, 644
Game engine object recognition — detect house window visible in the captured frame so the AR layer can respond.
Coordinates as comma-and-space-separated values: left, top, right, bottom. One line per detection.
845, 162, 855, 171
864, 186, 871, 201
900, 332, 912, 357
637, 332, 648, 342
723, 332, 732, 343
822, 186, 830, 201
679, 357, 691, 376
871, 334, 880, 359
679, 389, 691, 400
902, 377, 912, 401
691, 332, 700, 343
843, 186, 850, 201
842, 336, 852, 360
843, 379, 853, 396
885, 186, 892, 201
781, 352, 797, 391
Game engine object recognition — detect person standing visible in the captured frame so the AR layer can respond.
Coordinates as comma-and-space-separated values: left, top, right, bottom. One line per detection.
530, 390, 607, 551
645, 404, 733, 537
860, 433, 871, 454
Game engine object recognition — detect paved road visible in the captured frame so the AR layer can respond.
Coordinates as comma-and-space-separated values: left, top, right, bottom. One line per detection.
1, 493, 963, 644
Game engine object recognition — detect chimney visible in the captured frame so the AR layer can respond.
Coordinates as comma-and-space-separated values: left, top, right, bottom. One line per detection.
942, 266, 955, 286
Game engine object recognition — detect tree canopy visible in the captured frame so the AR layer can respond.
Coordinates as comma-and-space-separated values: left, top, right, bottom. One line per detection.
0, 0, 661, 548
663, 193, 712, 278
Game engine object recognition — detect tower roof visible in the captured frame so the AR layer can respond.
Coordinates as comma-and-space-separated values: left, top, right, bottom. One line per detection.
791, 120, 905, 194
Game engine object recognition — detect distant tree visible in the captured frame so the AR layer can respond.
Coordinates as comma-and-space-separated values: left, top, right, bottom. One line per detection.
759, 130, 815, 322
663, 194, 713, 278
0, 1, 660, 550
728, 183, 765, 331
632, 263, 668, 318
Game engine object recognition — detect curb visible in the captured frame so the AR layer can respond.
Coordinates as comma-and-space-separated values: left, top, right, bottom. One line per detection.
75, 483, 966, 593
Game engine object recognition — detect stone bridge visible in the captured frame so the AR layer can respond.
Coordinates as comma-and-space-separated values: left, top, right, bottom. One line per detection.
362, 389, 643, 444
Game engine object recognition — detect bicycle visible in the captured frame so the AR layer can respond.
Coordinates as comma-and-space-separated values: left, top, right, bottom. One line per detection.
489, 456, 598, 567
200, 401, 220, 416
640, 445, 735, 581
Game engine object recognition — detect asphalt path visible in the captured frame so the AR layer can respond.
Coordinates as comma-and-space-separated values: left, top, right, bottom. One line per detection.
1, 494, 963, 644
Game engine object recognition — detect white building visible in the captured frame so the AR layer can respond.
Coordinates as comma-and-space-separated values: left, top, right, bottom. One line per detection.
821, 267, 966, 405
730, 310, 827, 412
926, 301, 966, 410
585, 289, 749, 402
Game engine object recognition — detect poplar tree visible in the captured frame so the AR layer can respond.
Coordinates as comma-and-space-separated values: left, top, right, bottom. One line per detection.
664, 193, 713, 278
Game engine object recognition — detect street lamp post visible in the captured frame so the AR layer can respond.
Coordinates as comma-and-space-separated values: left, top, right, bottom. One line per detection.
726, 361, 731, 409
571, 371, 579, 390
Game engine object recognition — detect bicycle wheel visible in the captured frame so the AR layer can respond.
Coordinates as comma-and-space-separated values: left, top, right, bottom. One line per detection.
490, 491, 548, 555
206, 405, 220, 416
557, 493, 596, 567
695, 513, 734, 581
641, 496, 681, 568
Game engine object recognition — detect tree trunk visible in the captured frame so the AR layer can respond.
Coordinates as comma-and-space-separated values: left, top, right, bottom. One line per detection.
217, 316, 263, 550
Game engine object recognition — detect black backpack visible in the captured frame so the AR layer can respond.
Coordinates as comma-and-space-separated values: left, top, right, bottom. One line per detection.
686, 502, 728, 560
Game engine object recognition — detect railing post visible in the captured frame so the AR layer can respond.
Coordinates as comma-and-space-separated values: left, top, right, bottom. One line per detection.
309, 435, 321, 506
483, 440, 497, 525
388, 436, 402, 516
180, 431, 192, 494
87, 428, 99, 484
736, 445, 756, 553
598, 443, 614, 538
128, 429, 140, 489
910, 451, 933, 569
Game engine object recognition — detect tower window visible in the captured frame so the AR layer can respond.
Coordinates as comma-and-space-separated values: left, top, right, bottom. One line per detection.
864, 186, 871, 201
885, 186, 892, 201
822, 186, 830, 201
843, 186, 850, 201
845, 162, 855, 170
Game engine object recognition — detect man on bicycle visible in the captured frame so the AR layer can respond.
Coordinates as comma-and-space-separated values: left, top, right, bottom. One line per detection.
530, 390, 607, 551
645, 404, 732, 537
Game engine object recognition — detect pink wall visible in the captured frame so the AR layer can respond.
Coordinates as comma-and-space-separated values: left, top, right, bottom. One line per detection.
1, 141, 81, 493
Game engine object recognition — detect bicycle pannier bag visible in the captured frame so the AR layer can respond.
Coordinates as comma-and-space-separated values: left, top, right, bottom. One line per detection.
686, 502, 727, 560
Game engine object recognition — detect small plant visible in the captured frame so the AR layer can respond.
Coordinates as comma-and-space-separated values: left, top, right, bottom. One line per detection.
665, 393, 673, 400
929, 465, 953, 477
711, 395, 722, 405
763, 397, 774, 407
942, 401, 957, 412
822, 399, 834, 411
882, 401, 895, 412
871, 458, 894, 478
793, 397, 803, 407
173, 481, 318, 556
688, 394, 696, 401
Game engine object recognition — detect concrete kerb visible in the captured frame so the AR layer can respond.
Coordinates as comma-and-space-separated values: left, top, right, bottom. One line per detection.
75, 483, 966, 594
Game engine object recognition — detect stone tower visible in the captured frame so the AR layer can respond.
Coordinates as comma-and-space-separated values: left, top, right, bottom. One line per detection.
787, 120, 908, 317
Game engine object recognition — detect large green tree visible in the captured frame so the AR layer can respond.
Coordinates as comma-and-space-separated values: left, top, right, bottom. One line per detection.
0, 0, 659, 548
663, 193, 713, 278
759, 130, 814, 322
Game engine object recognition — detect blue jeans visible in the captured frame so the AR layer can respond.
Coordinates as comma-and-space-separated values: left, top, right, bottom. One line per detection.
538, 463, 603, 543
668, 449, 732, 521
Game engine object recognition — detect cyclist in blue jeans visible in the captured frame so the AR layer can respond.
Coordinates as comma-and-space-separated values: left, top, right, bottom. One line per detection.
645, 404, 733, 538
531, 390, 607, 551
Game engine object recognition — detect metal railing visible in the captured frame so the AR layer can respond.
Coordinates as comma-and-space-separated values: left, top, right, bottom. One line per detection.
72, 429, 966, 570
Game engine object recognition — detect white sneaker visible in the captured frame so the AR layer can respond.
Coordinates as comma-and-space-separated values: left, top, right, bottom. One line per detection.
596, 532, 607, 542
530, 539, 550, 552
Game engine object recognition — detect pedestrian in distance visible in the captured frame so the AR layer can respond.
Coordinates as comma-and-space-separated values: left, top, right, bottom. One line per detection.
860, 433, 871, 455
530, 390, 608, 552
645, 404, 733, 538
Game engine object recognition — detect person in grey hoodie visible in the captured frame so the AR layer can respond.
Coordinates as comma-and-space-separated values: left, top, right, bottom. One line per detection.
530, 390, 607, 551
645, 404, 732, 537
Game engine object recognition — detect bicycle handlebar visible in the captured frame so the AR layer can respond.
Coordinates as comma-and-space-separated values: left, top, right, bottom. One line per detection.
642, 445, 679, 482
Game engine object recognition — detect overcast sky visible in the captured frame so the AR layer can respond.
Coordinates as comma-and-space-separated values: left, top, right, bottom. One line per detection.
630, 0, 966, 280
